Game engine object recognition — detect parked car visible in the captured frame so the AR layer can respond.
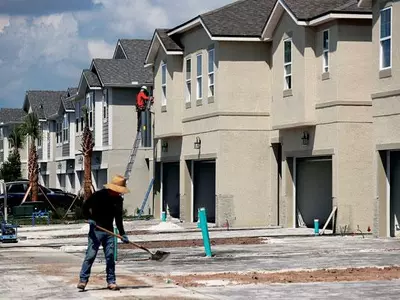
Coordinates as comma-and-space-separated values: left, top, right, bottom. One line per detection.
0, 180, 82, 215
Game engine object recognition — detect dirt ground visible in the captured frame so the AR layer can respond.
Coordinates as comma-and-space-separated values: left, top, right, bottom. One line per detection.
167, 266, 400, 287
119, 236, 266, 249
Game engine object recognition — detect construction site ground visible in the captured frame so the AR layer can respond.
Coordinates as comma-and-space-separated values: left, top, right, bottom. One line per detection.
2, 220, 400, 299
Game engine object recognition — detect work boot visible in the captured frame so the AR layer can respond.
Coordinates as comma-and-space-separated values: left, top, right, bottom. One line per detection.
107, 283, 120, 291
77, 281, 87, 290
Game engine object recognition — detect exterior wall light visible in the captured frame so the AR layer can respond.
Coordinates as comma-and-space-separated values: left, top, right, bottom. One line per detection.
194, 137, 201, 150
302, 131, 310, 146
161, 141, 168, 152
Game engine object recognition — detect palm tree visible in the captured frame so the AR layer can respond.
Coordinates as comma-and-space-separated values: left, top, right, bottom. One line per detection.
8, 125, 25, 157
7, 125, 25, 180
20, 113, 40, 202
80, 106, 94, 201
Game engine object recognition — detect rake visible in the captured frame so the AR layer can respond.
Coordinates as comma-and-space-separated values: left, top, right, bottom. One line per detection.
95, 224, 170, 262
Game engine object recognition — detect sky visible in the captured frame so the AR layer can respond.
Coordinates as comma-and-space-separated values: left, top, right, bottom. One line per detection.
0, 0, 233, 108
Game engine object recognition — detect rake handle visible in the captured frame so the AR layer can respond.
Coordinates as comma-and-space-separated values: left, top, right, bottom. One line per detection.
94, 224, 152, 255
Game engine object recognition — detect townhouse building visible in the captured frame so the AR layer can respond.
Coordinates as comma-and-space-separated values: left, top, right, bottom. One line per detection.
358, 0, 400, 237
0, 108, 26, 167
74, 39, 154, 214
146, 0, 374, 231
22, 90, 67, 184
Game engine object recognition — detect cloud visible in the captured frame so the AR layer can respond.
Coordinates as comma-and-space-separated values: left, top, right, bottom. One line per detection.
88, 39, 115, 59
0, 0, 234, 108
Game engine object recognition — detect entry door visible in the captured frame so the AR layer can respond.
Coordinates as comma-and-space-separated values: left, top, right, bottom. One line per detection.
296, 157, 332, 228
193, 160, 216, 223
162, 162, 180, 218
96, 170, 108, 192
390, 151, 400, 237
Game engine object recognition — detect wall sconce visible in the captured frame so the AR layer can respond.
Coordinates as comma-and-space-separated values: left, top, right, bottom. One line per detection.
57, 163, 62, 169
161, 141, 168, 152
194, 137, 201, 150
301, 131, 310, 146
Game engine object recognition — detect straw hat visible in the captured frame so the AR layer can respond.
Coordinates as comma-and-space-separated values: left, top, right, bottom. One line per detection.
104, 175, 130, 194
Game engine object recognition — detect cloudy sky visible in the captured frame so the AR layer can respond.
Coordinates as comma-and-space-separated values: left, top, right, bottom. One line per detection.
0, 0, 232, 108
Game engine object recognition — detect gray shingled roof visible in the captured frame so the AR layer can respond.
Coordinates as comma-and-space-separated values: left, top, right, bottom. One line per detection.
168, 0, 370, 38
200, 0, 275, 37
283, 0, 371, 20
67, 87, 78, 97
25, 91, 66, 119
156, 29, 182, 51
83, 70, 101, 88
119, 39, 152, 59
0, 108, 26, 124
93, 58, 153, 86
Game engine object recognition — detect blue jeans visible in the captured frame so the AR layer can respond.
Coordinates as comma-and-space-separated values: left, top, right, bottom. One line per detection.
79, 227, 116, 284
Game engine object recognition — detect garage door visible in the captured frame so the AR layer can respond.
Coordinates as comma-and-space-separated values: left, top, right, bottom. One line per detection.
162, 162, 180, 218
193, 160, 216, 223
95, 170, 108, 191
296, 157, 332, 228
390, 151, 400, 237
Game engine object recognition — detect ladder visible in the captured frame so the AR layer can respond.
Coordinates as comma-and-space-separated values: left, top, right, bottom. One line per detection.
137, 178, 154, 217
124, 96, 153, 182
124, 131, 142, 181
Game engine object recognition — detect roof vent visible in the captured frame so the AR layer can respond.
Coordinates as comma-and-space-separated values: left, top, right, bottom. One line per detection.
39, 104, 43, 109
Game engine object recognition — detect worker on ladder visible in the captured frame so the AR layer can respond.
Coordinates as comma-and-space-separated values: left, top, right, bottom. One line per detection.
136, 86, 153, 132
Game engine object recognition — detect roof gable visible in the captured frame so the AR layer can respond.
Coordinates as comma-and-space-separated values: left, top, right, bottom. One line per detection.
92, 58, 153, 87
24, 91, 66, 120
145, 29, 183, 66
261, 0, 372, 40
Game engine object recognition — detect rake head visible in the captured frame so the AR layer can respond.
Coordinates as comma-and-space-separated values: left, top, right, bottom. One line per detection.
150, 250, 170, 262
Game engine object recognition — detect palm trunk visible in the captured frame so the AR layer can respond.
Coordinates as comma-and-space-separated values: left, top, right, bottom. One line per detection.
83, 152, 92, 201
29, 143, 39, 202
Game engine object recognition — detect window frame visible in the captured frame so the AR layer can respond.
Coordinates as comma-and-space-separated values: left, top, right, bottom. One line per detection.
37, 123, 42, 147
196, 53, 203, 100
75, 101, 80, 134
86, 93, 94, 129
102, 89, 108, 123
283, 38, 292, 90
56, 121, 62, 145
62, 113, 69, 144
161, 62, 167, 106
380, 6, 392, 70
185, 57, 192, 103
208, 48, 215, 98
322, 29, 330, 73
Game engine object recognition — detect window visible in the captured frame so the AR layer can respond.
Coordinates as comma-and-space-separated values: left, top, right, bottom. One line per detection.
76, 101, 80, 133
86, 93, 94, 128
0, 128, 3, 139
208, 48, 215, 97
56, 122, 61, 144
103, 89, 108, 122
185, 58, 192, 103
161, 62, 167, 106
196, 53, 203, 99
323, 30, 329, 73
284, 38, 292, 90
380, 7, 392, 70
80, 100, 84, 131
37, 124, 42, 147
62, 114, 69, 143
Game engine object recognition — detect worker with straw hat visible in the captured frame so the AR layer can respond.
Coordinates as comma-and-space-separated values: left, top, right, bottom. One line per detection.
77, 175, 130, 291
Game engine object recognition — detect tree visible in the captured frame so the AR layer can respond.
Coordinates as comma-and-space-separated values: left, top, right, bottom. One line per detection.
80, 106, 94, 201
8, 125, 25, 172
20, 113, 40, 202
0, 152, 22, 182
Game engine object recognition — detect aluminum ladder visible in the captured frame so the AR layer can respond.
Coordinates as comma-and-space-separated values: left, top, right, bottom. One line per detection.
124, 97, 152, 181
137, 178, 154, 217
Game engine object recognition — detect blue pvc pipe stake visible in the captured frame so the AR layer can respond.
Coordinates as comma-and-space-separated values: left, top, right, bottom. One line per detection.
314, 219, 319, 236
198, 208, 212, 257
161, 211, 166, 222
113, 227, 119, 261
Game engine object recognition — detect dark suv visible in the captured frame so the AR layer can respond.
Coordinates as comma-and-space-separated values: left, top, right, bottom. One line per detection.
0, 181, 82, 214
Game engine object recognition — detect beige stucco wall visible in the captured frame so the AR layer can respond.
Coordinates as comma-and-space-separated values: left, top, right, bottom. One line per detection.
154, 52, 183, 138
370, 1, 400, 237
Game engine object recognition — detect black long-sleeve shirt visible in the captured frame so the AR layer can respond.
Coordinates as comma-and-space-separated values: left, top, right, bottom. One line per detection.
82, 189, 126, 236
